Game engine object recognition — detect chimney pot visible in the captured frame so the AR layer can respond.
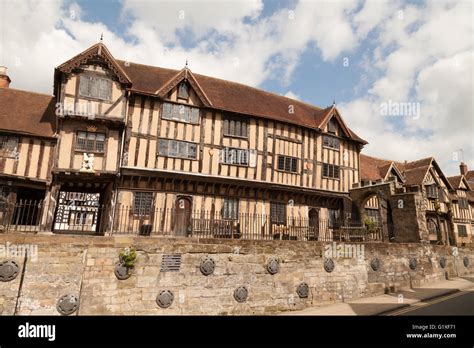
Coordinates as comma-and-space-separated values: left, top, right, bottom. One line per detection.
0, 66, 11, 88
460, 162, 468, 176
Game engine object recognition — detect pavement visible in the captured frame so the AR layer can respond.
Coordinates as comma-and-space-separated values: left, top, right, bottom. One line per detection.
281, 275, 474, 315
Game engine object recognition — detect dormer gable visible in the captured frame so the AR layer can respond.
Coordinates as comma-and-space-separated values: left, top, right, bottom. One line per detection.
56, 43, 131, 85
320, 107, 353, 139
155, 67, 212, 107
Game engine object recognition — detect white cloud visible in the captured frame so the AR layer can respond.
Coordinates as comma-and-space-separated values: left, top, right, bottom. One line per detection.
283, 90, 301, 100
0, 0, 471, 175
341, 0, 474, 175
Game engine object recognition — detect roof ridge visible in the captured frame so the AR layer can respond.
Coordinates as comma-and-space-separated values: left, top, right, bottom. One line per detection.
0, 87, 54, 98
116, 59, 325, 111
360, 153, 393, 163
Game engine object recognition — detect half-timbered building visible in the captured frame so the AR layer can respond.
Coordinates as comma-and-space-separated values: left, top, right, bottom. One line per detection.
0, 43, 367, 238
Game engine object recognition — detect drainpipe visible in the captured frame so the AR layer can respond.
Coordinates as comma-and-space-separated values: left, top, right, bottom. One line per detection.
110, 90, 129, 235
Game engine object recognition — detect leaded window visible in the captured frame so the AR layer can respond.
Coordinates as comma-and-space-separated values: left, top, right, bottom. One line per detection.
223, 114, 249, 138
0, 135, 19, 158
161, 102, 199, 124
426, 185, 438, 199
220, 147, 249, 166
76, 131, 105, 153
322, 163, 340, 179
323, 135, 340, 150
133, 192, 154, 215
277, 155, 298, 173
457, 224, 467, 237
158, 139, 197, 159
79, 75, 112, 101
222, 198, 239, 220
177, 82, 189, 100
459, 198, 469, 209
270, 202, 286, 225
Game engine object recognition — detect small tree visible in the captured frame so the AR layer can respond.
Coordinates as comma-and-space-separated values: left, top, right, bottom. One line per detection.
364, 216, 377, 233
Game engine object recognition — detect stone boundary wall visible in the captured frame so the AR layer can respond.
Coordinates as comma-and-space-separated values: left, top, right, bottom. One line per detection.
0, 234, 472, 315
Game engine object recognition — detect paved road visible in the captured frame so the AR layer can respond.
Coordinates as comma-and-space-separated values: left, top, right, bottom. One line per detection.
389, 289, 474, 316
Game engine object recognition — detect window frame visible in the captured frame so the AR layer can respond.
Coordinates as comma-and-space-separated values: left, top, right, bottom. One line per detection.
75, 131, 106, 153
158, 138, 198, 160
270, 202, 287, 225
220, 147, 250, 166
277, 155, 298, 173
223, 114, 249, 138
177, 81, 189, 100
78, 74, 112, 101
459, 198, 469, 209
327, 119, 337, 134
425, 185, 438, 199
0, 135, 19, 158
133, 192, 154, 216
322, 163, 340, 179
322, 135, 340, 150
457, 224, 467, 237
222, 198, 239, 220
161, 102, 200, 125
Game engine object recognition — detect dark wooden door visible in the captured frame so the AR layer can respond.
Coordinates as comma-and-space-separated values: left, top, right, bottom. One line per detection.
174, 196, 192, 236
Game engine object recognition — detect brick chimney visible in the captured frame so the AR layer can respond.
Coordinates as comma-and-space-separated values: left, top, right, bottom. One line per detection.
0, 66, 11, 88
460, 162, 468, 176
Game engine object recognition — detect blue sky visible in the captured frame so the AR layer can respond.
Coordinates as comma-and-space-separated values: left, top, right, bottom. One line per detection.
1, 0, 472, 175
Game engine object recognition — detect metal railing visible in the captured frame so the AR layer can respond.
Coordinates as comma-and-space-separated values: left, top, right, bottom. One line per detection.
0, 200, 391, 242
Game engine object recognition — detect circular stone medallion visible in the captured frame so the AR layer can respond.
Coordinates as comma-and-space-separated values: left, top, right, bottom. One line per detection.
233, 286, 249, 303
57, 294, 79, 316
296, 283, 309, 298
324, 258, 335, 273
463, 256, 469, 268
409, 258, 417, 271
114, 263, 131, 280
156, 290, 174, 308
0, 260, 20, 282
200, 257, 216, 276
439, 257, 447, 269
370, 257, 381, 272
266, 258, 280, 275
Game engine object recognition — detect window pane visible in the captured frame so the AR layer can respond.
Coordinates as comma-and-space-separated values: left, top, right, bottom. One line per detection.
188, 144, 197, 159
191, 108, 199, 123
162, 103, 172, 119
291, 158, 297, 172
86, 133, 96, 140
178, 82, 189, 99
158, 139, 168, 155
89, 76, 100, 98
241, 121, 247, 137
169, 140, 178, 156
79, 76, 90, 97
98, 78, 111, 100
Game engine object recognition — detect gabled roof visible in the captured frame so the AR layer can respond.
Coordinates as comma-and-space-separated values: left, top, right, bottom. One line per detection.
396, 157, 453, 190
465, 170, 474, 182
447, 175, 472, 191
115, 59, 367, 144
319, 106, 353, 138
359, 154, 404, 182
155, 67, 212, 107
56, 43, 131, 85
0, 88, 56, 138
